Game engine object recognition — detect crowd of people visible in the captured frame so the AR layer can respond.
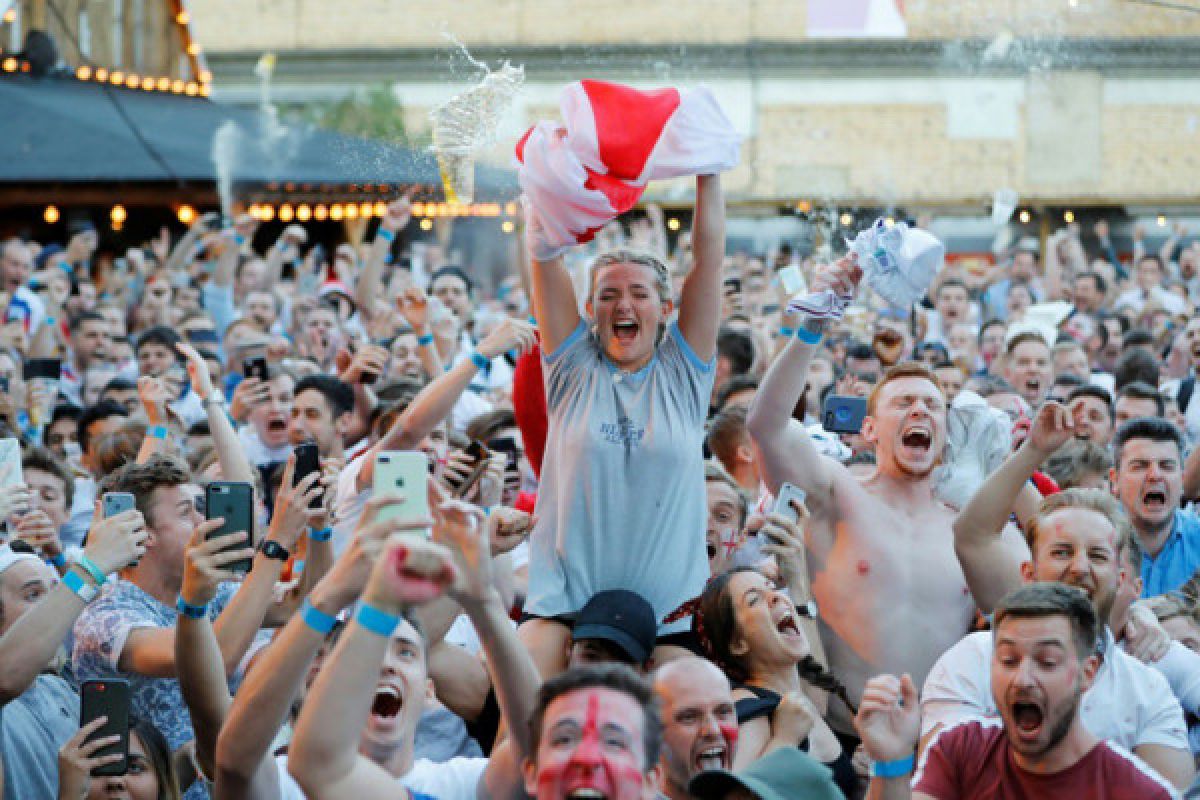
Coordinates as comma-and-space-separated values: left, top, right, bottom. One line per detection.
0, 177, 1199, 800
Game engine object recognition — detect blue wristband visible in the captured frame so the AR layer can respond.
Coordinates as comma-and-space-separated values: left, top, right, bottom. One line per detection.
46, 553, 66, 568
795, 326, 823, 345
77, 555, 108, 586
148, 425, 168, 440
469, 350, 490, 371
309, 526, 332, 542
301, 598, 337, 635
377, 227, 396, 243
176, 596, 209, 619
355, 603, 400, 637
417, 333, 434, 346
779, 326, 796, 337
870, 754, 915, 779
62, 570, 97, 602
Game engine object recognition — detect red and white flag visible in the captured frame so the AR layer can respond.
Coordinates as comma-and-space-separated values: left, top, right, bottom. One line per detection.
516, 80, 740, 256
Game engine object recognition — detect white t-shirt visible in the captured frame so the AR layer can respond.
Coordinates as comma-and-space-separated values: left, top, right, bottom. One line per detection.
238, 426, 291, 468
331, 453, 369, 557
275, 753, 487, 800
921, 629, 1189, 752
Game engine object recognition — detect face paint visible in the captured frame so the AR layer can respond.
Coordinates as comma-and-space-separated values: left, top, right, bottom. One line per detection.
718, 722, 740, 750
535, 688, 650, 800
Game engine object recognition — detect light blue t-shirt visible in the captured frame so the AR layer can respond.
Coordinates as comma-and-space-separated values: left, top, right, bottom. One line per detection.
0, 674, 78, 800
1141, 509, 1200, 598
527, 321, 714, 635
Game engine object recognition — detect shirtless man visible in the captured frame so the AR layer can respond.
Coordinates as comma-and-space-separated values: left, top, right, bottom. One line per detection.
746, 255, 1027, 736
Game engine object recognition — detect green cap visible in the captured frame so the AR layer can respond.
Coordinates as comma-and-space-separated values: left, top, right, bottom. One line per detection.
687, 748, 844, 800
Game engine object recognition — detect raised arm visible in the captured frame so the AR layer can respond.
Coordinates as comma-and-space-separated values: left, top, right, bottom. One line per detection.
135, 377, 173, 464
289, 523, 447, 800
524, 200, 582, 354
177, 342, 255, 486
676, 174, 725, 362
953, 403, 1068, 612
0, 510, 144, 705
357, 318, 536, 491
356, 196, 412, 314
747, 256, 860, 509
216, 495, 401, 799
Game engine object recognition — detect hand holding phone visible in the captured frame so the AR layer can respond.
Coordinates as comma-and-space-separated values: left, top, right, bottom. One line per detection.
242, 356, 268, 383
445, 441, 491, 499
772, 483, 807, 527
373, 452, 430, 532
822, 394, 868, 434
205, 482, 255, 573
293, 442, 323, 510
79, 680, 130, 777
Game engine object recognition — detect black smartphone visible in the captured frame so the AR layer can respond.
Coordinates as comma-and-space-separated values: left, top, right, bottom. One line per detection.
205, 481, 255, 573
293, 441, 323, 510
723, 277, 742, 294
80, 679, 130, 777
103, 492, 135, 518
242, 356, 268, 383
822, 395, 868, 434
0, 375, 8, 393
448, 440, 491, 499
187, 329, 220, 346
23, 358, 61, 381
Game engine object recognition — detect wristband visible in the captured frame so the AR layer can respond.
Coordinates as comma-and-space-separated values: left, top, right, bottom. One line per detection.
417, 333, 434, 346
148, 425, 168, 440
795, 326, 823, 345
376, 227, 396, 243
355, 603, 400, 637
869, 754, 915, 779
62, 570, 99, 604
308, 526, 333, 542
301, 598, 338, 635
232, 232, 246, 246
44, 316, 57, 328
469, 350, 490, 371
176, 596, 209, 619
77, 555, 108, 586
46, 553, 66, 568
779, 326, 796, 337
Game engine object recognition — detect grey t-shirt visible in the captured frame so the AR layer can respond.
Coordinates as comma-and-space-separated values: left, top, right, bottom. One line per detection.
0, 674, 79, 800
527, 321, 714, 634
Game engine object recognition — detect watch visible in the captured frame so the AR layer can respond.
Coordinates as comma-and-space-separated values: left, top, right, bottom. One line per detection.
797, 599, 818, 620
259, 540, 290, 562
203, 390, 225, 407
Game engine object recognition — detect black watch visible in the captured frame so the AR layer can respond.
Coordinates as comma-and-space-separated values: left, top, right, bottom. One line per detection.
259, 540, 290, 562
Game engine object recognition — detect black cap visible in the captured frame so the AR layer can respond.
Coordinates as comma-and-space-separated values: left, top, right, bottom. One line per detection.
572, 589, 656, 665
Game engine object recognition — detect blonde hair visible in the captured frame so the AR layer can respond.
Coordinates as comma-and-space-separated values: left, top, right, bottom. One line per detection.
587, 249, 672, 305
1026, 488, 1134, 555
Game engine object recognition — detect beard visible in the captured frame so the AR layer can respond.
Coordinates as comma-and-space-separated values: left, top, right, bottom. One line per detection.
1007, 687, 1081, 759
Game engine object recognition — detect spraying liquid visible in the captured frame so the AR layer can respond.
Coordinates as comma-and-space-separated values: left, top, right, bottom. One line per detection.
212, 120, 240, 224
430, 35, 524, 204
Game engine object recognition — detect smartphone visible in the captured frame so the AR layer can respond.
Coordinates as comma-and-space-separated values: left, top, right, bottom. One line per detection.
449, 440, 491, 499
293, 441, 323, 510
187, 328, 220, 346
723, 277, 742, 294
102, 492, 135, 518
0, 375, 8, 393
373, 451, 430, 531
822, 394, 868, 434
773, 483, 807, 527
23, 358, 61, 381
242, 356, 268, 383
0, 438, 22, 489
205, 482, 254, 573
80, 679, 130, 777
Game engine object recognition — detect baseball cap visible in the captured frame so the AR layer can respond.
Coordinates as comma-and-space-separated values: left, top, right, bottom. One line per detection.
572, 589, 656, 666
688, 748, 843, 800
0, 544, 44, 577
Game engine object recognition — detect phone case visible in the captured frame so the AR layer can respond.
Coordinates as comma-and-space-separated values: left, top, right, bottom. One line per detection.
0, 439, 22, 489
80, 680, 130, 777
293, 443, 323, 510
774, 482, 807, 525
242, 358, 268, 382
822, 395, 868, 434
205, 482, 255, 573
373, 452, 430, 531
103, 493, 135, 518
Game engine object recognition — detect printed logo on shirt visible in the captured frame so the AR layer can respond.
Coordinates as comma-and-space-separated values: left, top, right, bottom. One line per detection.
600, 416, 645, 447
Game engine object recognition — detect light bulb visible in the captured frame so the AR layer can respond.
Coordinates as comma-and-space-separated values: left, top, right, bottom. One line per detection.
43, 206, 60, 224
110, 205, 127, 224
177, 205, 196, 225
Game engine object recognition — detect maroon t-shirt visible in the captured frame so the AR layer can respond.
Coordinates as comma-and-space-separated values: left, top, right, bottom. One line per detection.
914, 720, 1175, 800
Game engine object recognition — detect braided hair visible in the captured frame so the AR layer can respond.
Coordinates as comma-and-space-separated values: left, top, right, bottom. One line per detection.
693, 567, 857, 715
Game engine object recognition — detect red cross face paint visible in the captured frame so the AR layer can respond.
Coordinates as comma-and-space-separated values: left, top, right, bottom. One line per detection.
531, 688, 653, 800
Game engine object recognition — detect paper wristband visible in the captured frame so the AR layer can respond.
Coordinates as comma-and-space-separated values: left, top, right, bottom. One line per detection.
301, 599, 338, 635
377, 228, 396, 243
176, 596, 209, 619
870, 754, 915, 779
417, 333, 434, 346
148, 425, 169, 440
779, 326, 796, 337
46, 553, 66, 568
795, 326, 823, 345
355, 603, 400, 637
77, 555, 108, 586
469, 350, 490, 370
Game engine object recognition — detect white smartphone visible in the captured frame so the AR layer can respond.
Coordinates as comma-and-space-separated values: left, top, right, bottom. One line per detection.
373, 451, 430, 534
0, 438, 22, 489
777, 265, 806, 295
773, 482, 807, 526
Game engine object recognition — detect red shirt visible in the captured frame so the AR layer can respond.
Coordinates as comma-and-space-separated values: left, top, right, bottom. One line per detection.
914, 719, 1175, 800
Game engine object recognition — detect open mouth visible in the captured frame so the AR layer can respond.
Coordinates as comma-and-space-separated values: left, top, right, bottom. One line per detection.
707, 543, 718, 560
267, 417, 288, 434
371, 685, 403, 720
694, 744, 728, 772
1011, 701, 1044, 738
1143, 490, 1168, 511
566, 790, 609, 800
775, 612, 801, 637
612, 320, 639, 345
1024, 379, 1041, 395
900, 428, 932, 450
